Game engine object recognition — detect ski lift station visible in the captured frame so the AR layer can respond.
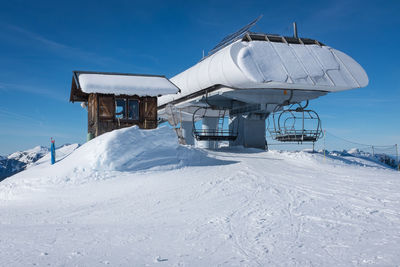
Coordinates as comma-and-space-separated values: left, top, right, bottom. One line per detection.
70, 17, 368, 149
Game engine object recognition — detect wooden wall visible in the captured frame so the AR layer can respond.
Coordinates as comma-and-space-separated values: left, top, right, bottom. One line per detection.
139, 97, 158, 129
88, 93, 158, 138
88, 94, 97, 137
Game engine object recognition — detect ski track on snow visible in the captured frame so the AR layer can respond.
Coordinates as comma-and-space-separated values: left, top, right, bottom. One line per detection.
0, 127, 400, 266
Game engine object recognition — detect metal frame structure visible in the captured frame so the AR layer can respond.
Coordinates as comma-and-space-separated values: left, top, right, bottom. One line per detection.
205, 15, 263, 59
268, 102, 323, 143
192, 107, 238, 141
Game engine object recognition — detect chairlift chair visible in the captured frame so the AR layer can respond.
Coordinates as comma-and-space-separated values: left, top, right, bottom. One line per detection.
268, 103, 323, 143
192, 107, 238, 141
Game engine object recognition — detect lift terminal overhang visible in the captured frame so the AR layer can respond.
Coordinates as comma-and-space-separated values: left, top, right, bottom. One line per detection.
158, 32, 368, 117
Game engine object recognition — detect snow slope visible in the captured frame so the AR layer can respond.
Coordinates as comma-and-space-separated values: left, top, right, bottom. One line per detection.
0, 126, 399, 266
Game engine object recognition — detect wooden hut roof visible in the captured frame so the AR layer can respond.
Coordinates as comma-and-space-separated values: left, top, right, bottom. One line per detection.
70, 71, 180, 102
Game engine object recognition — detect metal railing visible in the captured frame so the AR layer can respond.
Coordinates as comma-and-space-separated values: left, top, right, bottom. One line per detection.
269, 129, 322, 142
193, 129, 238, 141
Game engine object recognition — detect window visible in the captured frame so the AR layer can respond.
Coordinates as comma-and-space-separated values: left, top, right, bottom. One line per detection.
128, 100, 139, 120
115, 98, 126, 119
115, 98, 140, 120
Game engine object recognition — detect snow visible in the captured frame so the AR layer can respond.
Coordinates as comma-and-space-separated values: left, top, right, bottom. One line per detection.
0, 126, 214, 197
238, 42, 288, 83
7, 146, 49, 164
32, 144, 79, 166
0, 146, 50, 181
1, 126, 399, 266
78, 73, 179, 96
237, 42, 358, 87
1, 145, 79, 181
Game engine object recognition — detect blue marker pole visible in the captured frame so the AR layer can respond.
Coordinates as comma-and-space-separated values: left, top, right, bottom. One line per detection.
51, 137, 56, 164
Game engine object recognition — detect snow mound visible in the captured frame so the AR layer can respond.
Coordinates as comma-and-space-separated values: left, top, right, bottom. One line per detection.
32, 144, 80, 167
66, 125, 213, 173
0, 126, 221, 198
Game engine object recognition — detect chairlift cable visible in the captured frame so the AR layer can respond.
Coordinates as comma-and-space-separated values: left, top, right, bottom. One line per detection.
324, 131, 395, 148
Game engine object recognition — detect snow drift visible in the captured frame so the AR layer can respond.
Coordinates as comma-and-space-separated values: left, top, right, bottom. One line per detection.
0, 126, 223, 198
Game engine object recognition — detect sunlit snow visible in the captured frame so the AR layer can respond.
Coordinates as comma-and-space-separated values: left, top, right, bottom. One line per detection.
78, 74, 179, 96
0, 126, 399, 266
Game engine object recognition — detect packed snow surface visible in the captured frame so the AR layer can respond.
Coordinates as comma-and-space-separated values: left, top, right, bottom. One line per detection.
78, 73, 179, 96
1, 126, 399, 266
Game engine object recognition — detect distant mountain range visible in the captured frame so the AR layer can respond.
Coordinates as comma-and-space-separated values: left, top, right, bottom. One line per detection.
0, 144, 81, 182
0, 146, 50, 181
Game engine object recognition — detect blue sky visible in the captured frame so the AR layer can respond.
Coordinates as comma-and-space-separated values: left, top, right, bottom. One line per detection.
0, 0, 399, 154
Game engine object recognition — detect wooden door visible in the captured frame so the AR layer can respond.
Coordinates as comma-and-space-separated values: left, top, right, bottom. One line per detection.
141, 97, 157, 129
98, 95, 114, 120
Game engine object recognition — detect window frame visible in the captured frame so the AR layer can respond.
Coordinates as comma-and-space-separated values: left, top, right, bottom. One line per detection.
127, 99, 140, 121
114, 96, 140, 122
115, 98, 127, 119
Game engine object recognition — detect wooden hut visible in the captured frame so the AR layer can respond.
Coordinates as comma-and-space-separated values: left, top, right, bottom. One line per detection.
70, 71, 179, 139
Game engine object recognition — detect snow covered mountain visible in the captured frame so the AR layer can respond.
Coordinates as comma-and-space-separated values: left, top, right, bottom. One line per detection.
0, 126, 399, 266
7, 146, 49, 164
0, 146, 49, 181
0, 144, 80, 181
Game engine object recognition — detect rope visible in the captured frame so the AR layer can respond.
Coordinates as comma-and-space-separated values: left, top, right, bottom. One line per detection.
324, 131, 396, 148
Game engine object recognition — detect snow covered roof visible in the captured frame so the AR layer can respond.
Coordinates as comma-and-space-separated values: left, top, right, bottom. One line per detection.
70, 71, 180, 102
235, 41, 368, 88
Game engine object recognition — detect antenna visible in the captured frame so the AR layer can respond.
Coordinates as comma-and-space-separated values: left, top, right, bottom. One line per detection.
293, 22, 298, 38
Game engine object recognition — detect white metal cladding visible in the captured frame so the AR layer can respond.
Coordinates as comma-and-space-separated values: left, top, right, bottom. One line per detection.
159, 40, 368, 106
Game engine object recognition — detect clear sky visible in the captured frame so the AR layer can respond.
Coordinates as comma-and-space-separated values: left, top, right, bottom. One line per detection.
0, 0, 399, 155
